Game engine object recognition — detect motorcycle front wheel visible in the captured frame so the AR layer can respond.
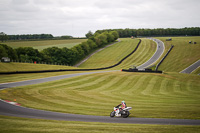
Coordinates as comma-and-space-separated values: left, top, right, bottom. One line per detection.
110, 111, 115, 117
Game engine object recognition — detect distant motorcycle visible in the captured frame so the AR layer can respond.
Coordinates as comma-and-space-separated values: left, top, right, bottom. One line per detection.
110, 105, 132, 118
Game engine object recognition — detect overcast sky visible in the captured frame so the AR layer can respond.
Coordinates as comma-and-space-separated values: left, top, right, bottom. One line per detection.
0, 0, 199, 37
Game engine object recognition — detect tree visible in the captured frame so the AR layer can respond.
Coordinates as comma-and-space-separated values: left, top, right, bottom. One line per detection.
85, 31, 93, 38
71, 45, 85, 61
0, 45, 8, 58
87, 39, 97, 49
0, 32, 9, 42
16, 47, 41, 62
110, 31, 119, 40
106, 32, 115, 42
80, 42, 91, 55
61, 35, 73, 39
0, 44, 18, 60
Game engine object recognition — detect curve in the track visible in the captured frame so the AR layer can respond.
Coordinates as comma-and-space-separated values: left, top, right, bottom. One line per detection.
137, 38, 165, 69
0, 99, 200, 125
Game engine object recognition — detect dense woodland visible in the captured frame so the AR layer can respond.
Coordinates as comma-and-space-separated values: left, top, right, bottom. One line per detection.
0, 31, 119, 66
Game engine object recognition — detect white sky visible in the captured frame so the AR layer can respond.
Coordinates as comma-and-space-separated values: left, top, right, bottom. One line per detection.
0, 0, 199, 37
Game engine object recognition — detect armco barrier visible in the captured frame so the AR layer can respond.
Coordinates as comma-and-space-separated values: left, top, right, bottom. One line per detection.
122, 68, 162, 73
155, 45, 174, 71
0, 39, 141, 75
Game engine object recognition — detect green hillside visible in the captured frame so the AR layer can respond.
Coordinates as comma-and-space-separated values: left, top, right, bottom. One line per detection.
155, 36, 200, 72
1, 71, 199, 119
0, 62, 77, 72
0, 36, 199, 132
4, 39, 87, 51
79, 38, 157, 69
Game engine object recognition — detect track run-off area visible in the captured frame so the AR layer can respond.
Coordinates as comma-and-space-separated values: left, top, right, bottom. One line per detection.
0, 38, 199, 126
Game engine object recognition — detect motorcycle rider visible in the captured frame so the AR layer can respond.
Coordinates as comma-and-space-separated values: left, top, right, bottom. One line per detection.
116, 101, 127, 113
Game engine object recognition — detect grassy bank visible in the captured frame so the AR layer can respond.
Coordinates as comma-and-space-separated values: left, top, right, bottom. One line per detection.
155, 36, 200, 72
0, 116, 199, 133
3, 39, 87, 51
1, 71, 199, 119
0, 62, 85, 83
0, 71, 86, 84
79, 38, 157, 69
0, 62, 77, 72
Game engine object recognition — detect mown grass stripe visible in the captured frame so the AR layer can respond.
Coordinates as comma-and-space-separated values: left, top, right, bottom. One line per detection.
1, 72, 199, 119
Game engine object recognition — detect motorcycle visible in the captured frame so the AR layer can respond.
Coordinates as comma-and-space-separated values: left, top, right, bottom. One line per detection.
110, 105, 132, 118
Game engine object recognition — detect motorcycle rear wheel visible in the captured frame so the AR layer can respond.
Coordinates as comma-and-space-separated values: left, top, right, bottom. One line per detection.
122, 111, 130, 118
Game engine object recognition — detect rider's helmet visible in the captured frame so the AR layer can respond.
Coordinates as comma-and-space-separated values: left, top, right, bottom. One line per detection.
122, 100, 125, 104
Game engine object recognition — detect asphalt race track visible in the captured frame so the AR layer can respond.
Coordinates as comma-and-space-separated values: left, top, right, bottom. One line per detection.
0, 99, 200, 125
0, 71, 115, 90
180, 59, 200, 74
137, 38, 165, 69
0, 39, 200, 125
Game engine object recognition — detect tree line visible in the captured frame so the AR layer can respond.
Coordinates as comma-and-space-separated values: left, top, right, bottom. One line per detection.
96, 27, 200, 37
0, 33, 77, 42
0, 31, 119, 66
8, 34, 54, 40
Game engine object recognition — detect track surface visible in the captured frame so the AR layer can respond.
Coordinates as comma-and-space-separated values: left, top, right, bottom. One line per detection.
0, 99, 200, 125
0, 39, 200, 125
180, 59, 200, 74
137, 38, 165, 69
0, 71, 113, 90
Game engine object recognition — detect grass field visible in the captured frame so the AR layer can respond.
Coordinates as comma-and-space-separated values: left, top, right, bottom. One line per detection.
0, 70, 86, 84
0, 116, 199, 133
0, 62, 78, 72
0, 62, 84, 83
1, 71, 199, 119
79, 38, 157, 69
3, 39, 87, 51
0, 36, 200, 132
192, 67, 200, 74
155, 36, 200, 72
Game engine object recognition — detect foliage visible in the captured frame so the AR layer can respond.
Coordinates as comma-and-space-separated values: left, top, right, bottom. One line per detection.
60, 35, 73, 39
85, 30, 93, 38
0, 45, 8, 58
16, 47, 42, 62
96, 27, 200, 37
0, 32, 9, 42
0, 44, 18, 60
10, 31, 119, 65
8, 34, 53, 40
